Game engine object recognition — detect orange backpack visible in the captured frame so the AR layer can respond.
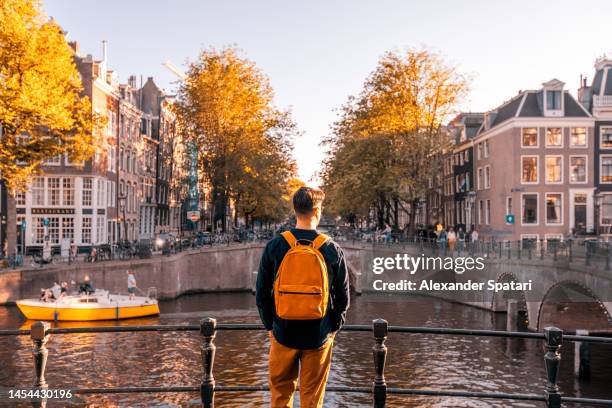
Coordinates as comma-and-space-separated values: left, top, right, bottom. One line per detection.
274, 231, 330, 320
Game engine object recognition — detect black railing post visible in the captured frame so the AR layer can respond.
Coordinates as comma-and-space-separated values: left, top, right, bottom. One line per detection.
498, 241, 502, 258
540, 239, 544, 260
544, 327, 563, 408
200, 318, 217, 408
606, 244, 610, 271
517, 240, 521, 260
372, 318, 388, 408
31, 321, 50, 389
568, 239, 573, 263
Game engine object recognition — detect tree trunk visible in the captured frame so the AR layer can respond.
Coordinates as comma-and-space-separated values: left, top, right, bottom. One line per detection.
7, 193, 16, 256
407, 198, 418, 238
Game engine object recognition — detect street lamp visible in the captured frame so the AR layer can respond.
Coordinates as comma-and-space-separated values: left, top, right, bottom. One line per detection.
118, 194, 128, 243
594, 190, 603, 236
466, 191, 476, 232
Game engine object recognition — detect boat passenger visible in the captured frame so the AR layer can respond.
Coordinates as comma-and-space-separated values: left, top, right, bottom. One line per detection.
40, 288, 53, 302
79, 276, 95, 295
127, 270, 137, 300
50, 282, 61, 300
60, 281, 69, 298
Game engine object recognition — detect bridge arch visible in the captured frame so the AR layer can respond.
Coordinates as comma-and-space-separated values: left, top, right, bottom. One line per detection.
491, 272, 528, 320
536, 280, 611, 332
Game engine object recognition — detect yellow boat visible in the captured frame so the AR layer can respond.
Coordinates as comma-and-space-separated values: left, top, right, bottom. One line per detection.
16, 289, 160, 321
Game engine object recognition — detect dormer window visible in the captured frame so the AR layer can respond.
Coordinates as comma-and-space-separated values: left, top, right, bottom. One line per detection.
542, 79, 565, 116
546, 90, 562, 110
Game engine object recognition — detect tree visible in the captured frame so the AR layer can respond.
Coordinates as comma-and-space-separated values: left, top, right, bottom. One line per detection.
0, 0, 100, 253
175, 47, 297, 231
322, 48, 467, 233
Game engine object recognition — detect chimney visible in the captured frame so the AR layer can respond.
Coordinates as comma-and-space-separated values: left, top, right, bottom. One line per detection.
101, 40, 108, 70
68, 41, 80, 55
128, 75, 137, 88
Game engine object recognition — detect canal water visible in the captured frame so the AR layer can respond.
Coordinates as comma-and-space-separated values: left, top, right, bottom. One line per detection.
1, 292, 611, 407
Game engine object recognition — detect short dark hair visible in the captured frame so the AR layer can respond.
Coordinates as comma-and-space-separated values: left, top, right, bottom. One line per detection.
292, 187, 325, 216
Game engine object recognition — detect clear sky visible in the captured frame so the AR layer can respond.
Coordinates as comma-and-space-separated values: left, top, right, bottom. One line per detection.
44, 0, 612, 184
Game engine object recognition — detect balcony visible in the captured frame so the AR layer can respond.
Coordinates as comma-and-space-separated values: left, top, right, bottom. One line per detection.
593, 95, 612, 107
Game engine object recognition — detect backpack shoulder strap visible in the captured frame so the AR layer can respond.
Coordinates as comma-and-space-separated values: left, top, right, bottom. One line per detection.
313, 233, 330, 250
281, 231, 298, 247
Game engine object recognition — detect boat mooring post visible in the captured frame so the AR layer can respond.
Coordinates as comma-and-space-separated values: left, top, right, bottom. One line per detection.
31, 321, 50, 388
200, 317, 217, 408
574, 329, 590, 379
372, 318, 388, 408
543, 327, 562, 408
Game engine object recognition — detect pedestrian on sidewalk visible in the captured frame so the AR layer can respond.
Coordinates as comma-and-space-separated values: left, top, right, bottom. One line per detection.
256, 187, 350, 408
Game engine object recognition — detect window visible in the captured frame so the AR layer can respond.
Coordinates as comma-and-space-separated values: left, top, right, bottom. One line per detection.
545, 156, 562, 183
82, 178, 93, 207
464, 150, 469, 162
601, 127, 612, 149
486, 200, 491, 225
62, 217, 74, 241
484, 166, 491, 189
522, 128, 538, 147
97, 179, 105, 207
546, 193, 562, 225
62, 178, 74, 206
33, 218, 45, 244
96, 216, 104, 244
477, 143, 482, 159
478, 200, 483, 224
483, 140, 489, 158
107, 180, 112, 206
48, 177, 60, 206
506, 197, 513, 216
32, 177, 45, 205
48, 217, 60, 244
522, 194, 538, 225
546, 128, 562, 147
570, 128, 587, 147
44, 155, 62, 165
546, 90, 562, 110
601, 156, 612, 183
570, 156, 587, 183
477, 168, 483, 189
16, 191, 26, 206
602, 195, 612, 225
521, 156, 538, 183
82, 217, 92, 244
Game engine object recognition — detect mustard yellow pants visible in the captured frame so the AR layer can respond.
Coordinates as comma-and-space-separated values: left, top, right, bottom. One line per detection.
268, 332, 334, 408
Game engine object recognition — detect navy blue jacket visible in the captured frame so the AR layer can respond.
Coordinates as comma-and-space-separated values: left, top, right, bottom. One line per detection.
255, 228, 350, 349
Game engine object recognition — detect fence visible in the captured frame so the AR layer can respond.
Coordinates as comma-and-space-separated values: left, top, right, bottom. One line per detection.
1, 319, 612, 407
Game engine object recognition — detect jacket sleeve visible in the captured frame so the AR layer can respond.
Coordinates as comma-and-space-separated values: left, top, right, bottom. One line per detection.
255, 242, 275, 330
330, 246, 350, 331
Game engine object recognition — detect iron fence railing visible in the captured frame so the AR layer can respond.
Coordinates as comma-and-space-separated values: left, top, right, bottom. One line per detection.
1, 320, 612, 407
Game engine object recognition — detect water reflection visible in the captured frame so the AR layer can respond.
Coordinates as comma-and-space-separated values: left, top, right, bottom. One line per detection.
0, 293, 610, 407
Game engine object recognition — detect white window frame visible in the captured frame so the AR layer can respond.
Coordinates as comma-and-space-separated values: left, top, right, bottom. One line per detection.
485, 199, 491, 225
521, 192, 539, 226
484, 165, 491, 189
478, 200, 483, 225
521, 155, 539, 184
600, 193, 612, 226
545, 192, 563, 226
599, 126, 612, 149
569, 155, 588, 184
570, 127, 588, 148
521, 234, 540, 242
521, 127, 539, 148
544, 155, 563, 185
545, 127, 564, 148
600, 154, 612, 184
483, 140, 489, 158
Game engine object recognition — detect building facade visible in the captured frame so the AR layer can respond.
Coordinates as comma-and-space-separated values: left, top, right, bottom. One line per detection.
471, 79, 594, 241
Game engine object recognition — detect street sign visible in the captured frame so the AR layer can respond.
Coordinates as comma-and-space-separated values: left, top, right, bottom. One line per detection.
187, 211, 199, 222
505, 214, 515, 224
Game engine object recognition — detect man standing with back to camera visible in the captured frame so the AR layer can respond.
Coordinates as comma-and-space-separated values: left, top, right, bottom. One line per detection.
256, 187, 350, 407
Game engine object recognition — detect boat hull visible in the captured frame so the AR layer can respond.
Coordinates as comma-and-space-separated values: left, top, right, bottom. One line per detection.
16, 302, 160, 321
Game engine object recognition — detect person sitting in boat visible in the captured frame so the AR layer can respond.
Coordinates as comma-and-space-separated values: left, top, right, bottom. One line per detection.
127, 270, 137, 300
40, 287, 54, 302
60, 281, 69, 298
50, 282, 61, 300
78, 275, 95, 295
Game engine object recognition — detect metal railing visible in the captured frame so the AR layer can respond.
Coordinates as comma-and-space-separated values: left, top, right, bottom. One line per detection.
349, 236, 612, 270
1, 320, 612, 407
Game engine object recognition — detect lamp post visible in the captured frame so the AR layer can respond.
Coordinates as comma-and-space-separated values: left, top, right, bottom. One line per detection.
118, 194, 128, 243
466, 191, 476, 232
594, 190, 603, 236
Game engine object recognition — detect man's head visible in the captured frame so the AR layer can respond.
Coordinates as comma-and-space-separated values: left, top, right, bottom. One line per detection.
292, 187, 325, 225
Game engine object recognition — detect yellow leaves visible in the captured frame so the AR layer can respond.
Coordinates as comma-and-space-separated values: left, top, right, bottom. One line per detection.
0, 0, 98, 192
